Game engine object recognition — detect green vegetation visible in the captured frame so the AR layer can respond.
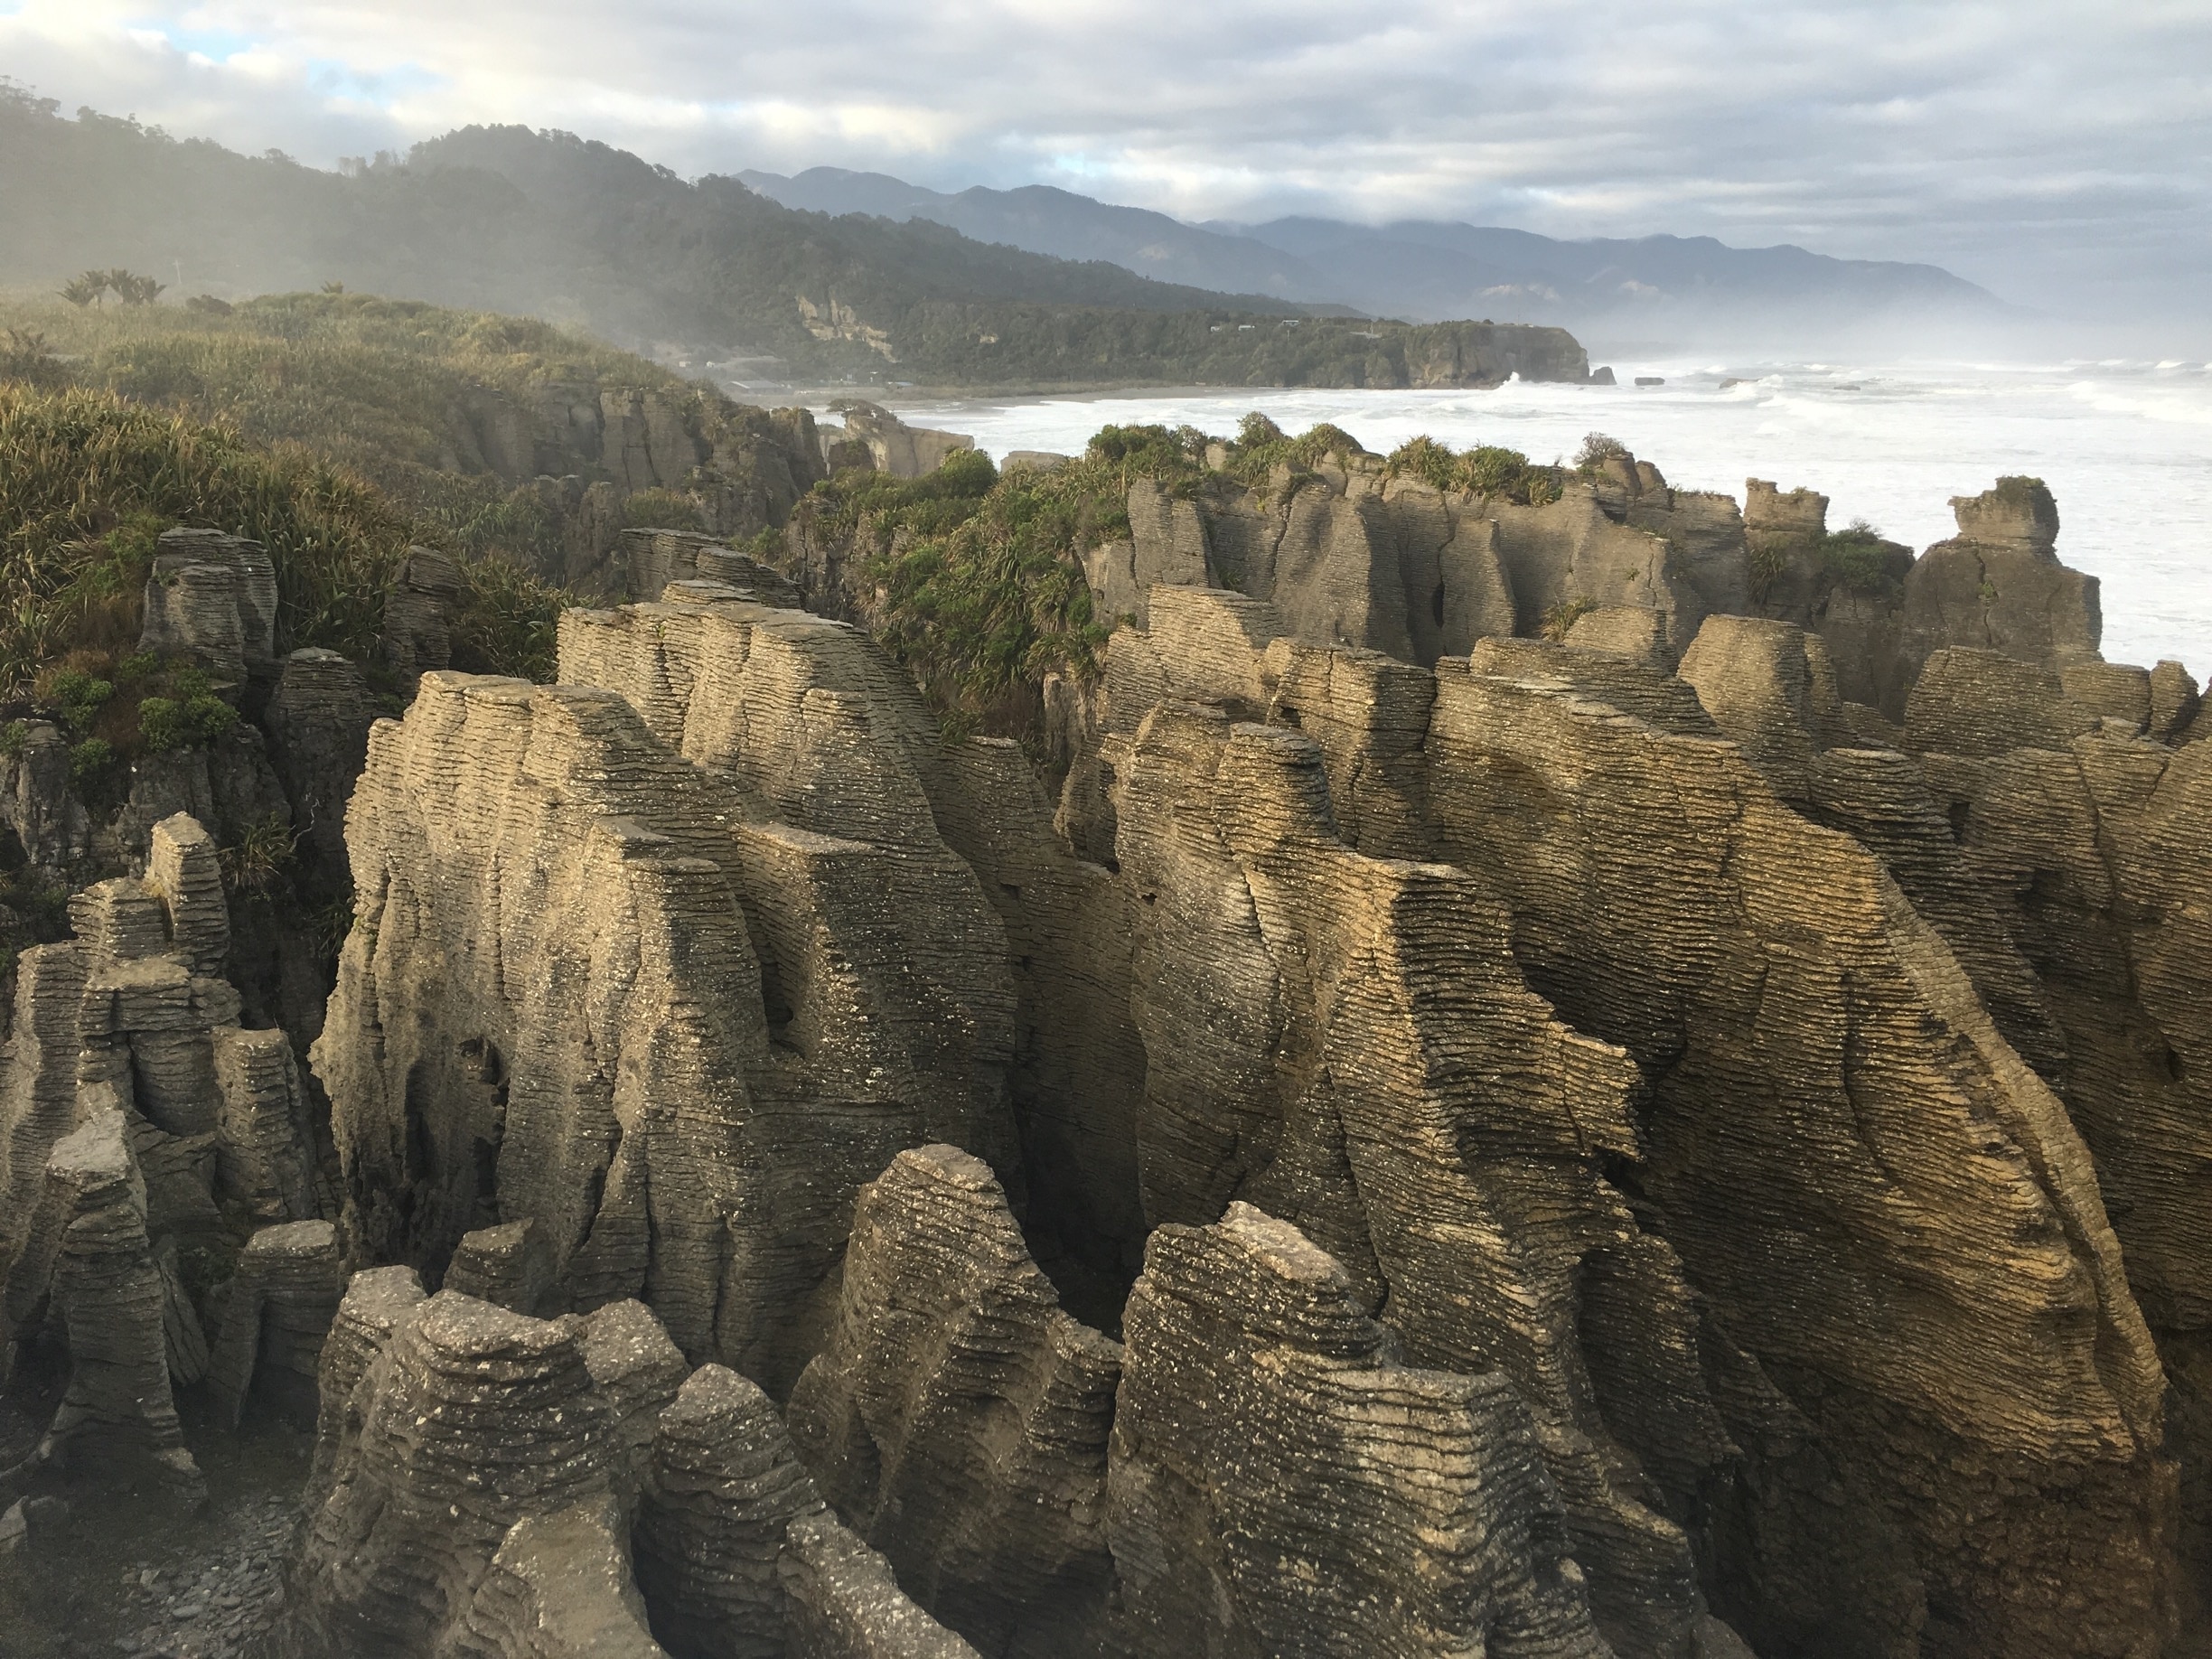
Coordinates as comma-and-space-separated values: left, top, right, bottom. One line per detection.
1, 86, 1589, 391
1384, 433, 1564, 505
807, 413, 1580, 732
0, 288, 678, 505
1542, 597, 1599, 642
1821, 519, 1895, 594
807, 446, 1108, 728
0, 382, 411, 690
622, 487, 705, 531
1573, 432, 1632, 473
220, 811, 299, 894
60, 268, 165, 307
135, 667, 238, 751
0, 380, 571, 710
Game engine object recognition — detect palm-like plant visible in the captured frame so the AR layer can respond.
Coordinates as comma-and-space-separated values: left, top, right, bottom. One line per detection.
58, 273, 106, 308
104, 269, 165, 306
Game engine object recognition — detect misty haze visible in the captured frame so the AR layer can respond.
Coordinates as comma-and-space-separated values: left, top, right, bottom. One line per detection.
2, 5, 2209, 1659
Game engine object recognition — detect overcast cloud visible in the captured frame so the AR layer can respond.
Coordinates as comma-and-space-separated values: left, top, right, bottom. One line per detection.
4, 1, 2207, 326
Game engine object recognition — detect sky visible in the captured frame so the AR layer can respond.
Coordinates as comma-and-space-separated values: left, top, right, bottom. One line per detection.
4, 0, 2208, 329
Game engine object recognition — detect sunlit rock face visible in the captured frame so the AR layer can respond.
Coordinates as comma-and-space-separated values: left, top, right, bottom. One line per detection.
209, 450, 2212, 1659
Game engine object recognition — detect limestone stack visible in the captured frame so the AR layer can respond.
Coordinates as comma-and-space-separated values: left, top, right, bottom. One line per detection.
786, 1146, 1120, 1655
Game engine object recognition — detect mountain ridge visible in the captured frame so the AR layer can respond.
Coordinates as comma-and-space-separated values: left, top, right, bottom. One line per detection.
0, 92, 1578, 389
742, 164, 2003, 338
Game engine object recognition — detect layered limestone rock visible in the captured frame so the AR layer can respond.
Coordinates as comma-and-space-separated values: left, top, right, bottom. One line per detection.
1899, 649, 2212, 1592
786, 1146, 1120, 1655
636, 1360, 985, 1659
0, 814, 319, 1462
282, 1272, 972, 1659
778, 1513, 985, 1659
816, 402, 974, 480
264, 647, 377, 861
384, 546, 464, 680
445, 1497, 671, 1659
1677, 614, 1843, 799
445, 1218, 558, 1316
279, 1289, 686, 1654
1110, 699, 1726, 1654
1893, 479, 2101, 707
1108, 1204, 1610, 1656
1427, 656, 2176, 1655
619, 530, 806, 607
558, 579, 1148, 1272
212, 1023, 319, 1222
25, 1110, 202, 1495
2150, 658, 2201, 740
1146, 461, 1515, 664
0, 717, 91, 870
1054, 450, 2110, 727
138, 527, 278, 684
206, 1219, 346, 1428
313, 661, 1022, 1388
637, 1363, 831, 1658
553, 595, 1018, 1175
1081, 478, 1209, 630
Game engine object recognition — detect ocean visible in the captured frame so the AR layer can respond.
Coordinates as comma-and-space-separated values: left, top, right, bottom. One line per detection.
874, 357, 2212, 678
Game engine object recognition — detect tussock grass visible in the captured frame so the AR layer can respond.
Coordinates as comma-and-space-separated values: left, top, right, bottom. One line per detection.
0, 382, 572, 704
0, 383, 411, 692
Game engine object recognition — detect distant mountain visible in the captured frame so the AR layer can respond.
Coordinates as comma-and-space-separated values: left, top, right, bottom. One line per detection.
0, 90, 1581, 389
741, 167, 2002, 339
1221, 217, 1999, 333
738, 167, 1338, 303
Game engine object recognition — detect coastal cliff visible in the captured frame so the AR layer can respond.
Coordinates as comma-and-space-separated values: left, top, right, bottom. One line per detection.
2, 402, 2206, 1659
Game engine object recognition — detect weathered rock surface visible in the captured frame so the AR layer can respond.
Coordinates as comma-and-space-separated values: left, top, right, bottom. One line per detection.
447, 1496, 672, 1659
1110, 698, 1720, 1654
1429, 657, 2175, 1655
206, 1218, 346, 1428
25, 1110, 203, 1495
816, 403, 974, 480
384, 546, 464, 680
778, 1513, 984, 1659
11, 426, 2183, 1659
1893, 480, 2101, 708
787, 1146, 1120, 1655
445, 1218, 558, 1316
1899, 651, 2212, 1599
278, 1289, 685, 1655
558, 578, 1148, 1273
0, 812, 321, 1498
265, 646, 378, 861
1108, 1204, 1612, 1656
312, 651, 1025, 1390
636, 1363, 830, 1658
138, 528, 278, 683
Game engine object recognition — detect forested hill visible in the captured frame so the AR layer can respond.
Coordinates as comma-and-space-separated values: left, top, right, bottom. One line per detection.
0, 89, 1594, 389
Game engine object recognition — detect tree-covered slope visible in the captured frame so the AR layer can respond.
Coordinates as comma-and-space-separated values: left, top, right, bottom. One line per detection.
0, 88, 1586, 389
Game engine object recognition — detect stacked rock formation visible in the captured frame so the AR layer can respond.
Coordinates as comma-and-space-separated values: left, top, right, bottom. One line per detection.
786, 1146, 1121, 1656
277, 1285, 689, 1653
314, 586, 1053, 1386
137, 527, 279, 685
279, 1269, 978, 1658
1110, 1204, 1611, 1657
0, 812, 323, 1492
13, 438, 2181, 1659
205, 1219, 346, 1427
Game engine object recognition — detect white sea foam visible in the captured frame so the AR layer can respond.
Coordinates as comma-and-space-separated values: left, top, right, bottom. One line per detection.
873, 358, 2212, 675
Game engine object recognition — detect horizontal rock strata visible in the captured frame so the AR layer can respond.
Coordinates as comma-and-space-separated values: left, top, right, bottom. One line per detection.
1107, 1203, 1611, 1656
787, 1145, 1120, 1655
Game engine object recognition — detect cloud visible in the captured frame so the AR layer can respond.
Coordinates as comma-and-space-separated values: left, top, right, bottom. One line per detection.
4, 0, 2207, 322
